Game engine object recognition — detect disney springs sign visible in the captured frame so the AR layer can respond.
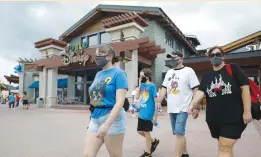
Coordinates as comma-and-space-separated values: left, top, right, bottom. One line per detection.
60, 43, 90, 66
245, 44, 261, 51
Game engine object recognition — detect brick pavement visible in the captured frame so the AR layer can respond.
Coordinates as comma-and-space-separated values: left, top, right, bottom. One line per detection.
0, 104, 260, 157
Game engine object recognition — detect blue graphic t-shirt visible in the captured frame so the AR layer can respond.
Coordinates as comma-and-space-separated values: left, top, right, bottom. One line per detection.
89, 68, 128, 119
9, 95, 15, 103
138, 83, 157, 120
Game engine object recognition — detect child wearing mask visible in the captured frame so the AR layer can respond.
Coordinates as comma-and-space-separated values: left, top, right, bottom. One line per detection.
135, 68, 160, 157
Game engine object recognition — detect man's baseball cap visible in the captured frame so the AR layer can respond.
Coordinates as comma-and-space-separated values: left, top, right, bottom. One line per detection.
166, 51, 183, 58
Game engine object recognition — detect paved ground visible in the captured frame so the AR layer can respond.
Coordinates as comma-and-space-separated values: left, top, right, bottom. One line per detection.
0, 104, 261, 157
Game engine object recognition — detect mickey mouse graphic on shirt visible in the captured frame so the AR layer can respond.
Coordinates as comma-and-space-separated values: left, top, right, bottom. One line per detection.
168, 73, 180, 95
90, 77, 112, 106
206, 74, 232, 97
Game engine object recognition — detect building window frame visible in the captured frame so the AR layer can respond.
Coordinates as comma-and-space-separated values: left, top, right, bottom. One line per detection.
79, 31, 112, 48
176, 41, 182, 52
165, 32, 175, 48
100, 32, 112, 44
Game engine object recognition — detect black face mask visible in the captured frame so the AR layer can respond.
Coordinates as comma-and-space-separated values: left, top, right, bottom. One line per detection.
141, 77, 147, 83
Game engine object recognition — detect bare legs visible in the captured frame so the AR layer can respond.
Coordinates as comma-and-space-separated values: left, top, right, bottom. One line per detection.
83, 131, 125, 157
138, 131, 155, 153
175, 135, 187, 157
218, 137, 237, 157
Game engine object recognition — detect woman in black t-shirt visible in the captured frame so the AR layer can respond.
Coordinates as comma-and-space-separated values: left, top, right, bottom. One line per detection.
188, 46, 252, 157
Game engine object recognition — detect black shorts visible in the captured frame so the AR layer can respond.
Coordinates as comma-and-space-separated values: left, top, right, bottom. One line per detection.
207, 121, 247, 139
137, 117, 153, 132
23, 100, 28, 105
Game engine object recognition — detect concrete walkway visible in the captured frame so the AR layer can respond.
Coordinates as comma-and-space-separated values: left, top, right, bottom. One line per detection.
0, 104, 260, 157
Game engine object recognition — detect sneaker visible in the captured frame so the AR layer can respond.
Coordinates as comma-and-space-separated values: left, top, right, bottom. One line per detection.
150, 138, 160, 154
181, 154, 189, 157
132, 114, 136, 117
140, 151, 152, 157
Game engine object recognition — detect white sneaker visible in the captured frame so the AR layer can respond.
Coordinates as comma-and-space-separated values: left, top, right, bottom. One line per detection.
132, 114, 136, 117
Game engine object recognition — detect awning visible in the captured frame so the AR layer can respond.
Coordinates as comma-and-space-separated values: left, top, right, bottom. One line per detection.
58, 78, 68, 88
28, 81, 39, 89
28, 78, 68, 89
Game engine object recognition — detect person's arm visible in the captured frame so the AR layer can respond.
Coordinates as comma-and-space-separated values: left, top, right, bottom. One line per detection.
158, 71, 169, 104
188, 68, 200, 110
189, 90, 205, 110
231, 64, 252, 123
104, 88, 127, 127
188, 72, 206, 114
154, 97, 158, 121
152, 85, 158, 121
158, 88, 167, 104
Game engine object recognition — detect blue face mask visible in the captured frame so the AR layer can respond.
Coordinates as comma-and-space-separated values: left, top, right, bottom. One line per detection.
210, 56, 223, 66
95, 56, 109, 67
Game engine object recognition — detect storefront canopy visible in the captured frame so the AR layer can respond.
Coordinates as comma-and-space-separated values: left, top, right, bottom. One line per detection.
28, 81, 39, 89
57, 78, 68, 88
28, 78, 68, 89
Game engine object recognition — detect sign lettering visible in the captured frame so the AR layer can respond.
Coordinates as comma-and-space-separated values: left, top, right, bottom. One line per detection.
61, 42, 90, 66
245, 44, 261, 51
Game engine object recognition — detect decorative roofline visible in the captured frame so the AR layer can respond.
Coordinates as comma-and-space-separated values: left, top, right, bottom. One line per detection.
34, 38, 67, 49
102, 12, 148, 29
17, 58, 37, 63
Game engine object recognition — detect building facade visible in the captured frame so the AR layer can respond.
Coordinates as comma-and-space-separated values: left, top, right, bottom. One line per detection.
167, 30, 261, 87
30, 4, 199, 106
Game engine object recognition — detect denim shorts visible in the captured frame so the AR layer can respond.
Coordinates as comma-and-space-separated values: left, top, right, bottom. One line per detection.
169, 112, 188, 135
88, 108, 126, 136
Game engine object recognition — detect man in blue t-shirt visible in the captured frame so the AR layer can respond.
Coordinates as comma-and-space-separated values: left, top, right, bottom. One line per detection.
9, 93, 15, 109
135, 68, 160, 157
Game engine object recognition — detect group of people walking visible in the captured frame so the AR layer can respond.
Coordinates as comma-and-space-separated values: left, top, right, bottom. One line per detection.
7, 91, 30, 110
83, 44, 256, 157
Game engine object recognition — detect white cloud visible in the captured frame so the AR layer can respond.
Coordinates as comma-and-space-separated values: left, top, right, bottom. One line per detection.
0, 57, 17, 84
0, 1, 261, 78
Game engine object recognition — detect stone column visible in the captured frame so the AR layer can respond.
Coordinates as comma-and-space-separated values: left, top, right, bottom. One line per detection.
46, 68, 58, 107
18, 72, 24, 96
114, 62, 125, 70
83, 74, 87, 105
67, 75, 75, 97
39, 67, 48, 104
125, 49, 138, 100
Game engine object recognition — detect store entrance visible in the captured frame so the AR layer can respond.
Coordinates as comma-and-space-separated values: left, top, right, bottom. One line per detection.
74, 68, 100, 105
85, 68, 100, 105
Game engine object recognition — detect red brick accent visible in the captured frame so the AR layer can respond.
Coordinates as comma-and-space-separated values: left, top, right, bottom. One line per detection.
102, 12, 148, 29
34, 38, 68, 49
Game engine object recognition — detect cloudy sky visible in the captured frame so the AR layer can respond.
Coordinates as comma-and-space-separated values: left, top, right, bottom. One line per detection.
0, 1, 261, 83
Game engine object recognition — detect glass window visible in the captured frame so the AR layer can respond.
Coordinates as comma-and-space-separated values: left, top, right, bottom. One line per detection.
176, 42, 182, 52
81, 37, 87, 45
75, 84, 84, 103
76, 76, 84, 83
88, 35, 98, 47
165, 32, 174, 48
100, 32, 111, 44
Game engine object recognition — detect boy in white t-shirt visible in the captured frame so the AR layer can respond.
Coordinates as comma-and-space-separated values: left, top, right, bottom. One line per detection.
158, 52, 200, 157
130, 86, 139, 117
156, 88, 164, 116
